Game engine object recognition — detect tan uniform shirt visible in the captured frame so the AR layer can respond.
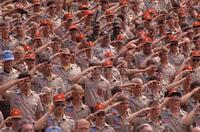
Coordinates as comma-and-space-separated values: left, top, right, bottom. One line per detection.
129, 95, 149, 113
65, 102, 91, 121
90, 123, 115, 132
46, 114, 75, 132
79, 75, 111, 107
8, 90, 44, 122
52, 64, 81, 90
106, 112, 133, 132
161, 109, 187, 132
33, 73, 65, 94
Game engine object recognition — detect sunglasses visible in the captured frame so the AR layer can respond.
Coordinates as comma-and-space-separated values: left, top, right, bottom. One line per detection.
192, 58, 200, 62
97, 112, 105, 116
55, 103, 65, 107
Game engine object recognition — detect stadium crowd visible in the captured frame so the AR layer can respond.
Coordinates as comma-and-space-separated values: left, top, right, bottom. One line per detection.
0, 0, 199, 131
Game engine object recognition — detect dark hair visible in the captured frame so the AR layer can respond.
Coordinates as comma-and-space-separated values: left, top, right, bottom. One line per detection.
111, 86, 122, 96
190, 81, 200, 90
18, 71, 31, 79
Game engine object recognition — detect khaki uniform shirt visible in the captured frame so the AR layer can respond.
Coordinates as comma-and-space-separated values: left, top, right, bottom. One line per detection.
168, 52, 184, 71
79, 75, 111, 107
90, 123, 115, 132
8, 90, 44, 122
160, 64, 176, 86
161, 109, 187, 132
106, 112, 133, 132
52, 64, 81, 90
33, 73, 65, 94
46, 114, 75, 132
129, 95, 149, 113
65, 102, 90, 121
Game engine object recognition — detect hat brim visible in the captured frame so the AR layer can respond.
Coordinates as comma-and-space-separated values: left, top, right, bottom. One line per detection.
3, 58, 14, 61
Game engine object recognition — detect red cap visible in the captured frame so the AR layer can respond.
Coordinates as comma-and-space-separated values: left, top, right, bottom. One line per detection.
104, 51, 113, 58
183, 65, 193, 71
79, 4, 88, 10
53, 93, 65, 102
83, 10, 94, 16
69, 24, 78, 30
23, 45, 32, 51
143, 36, 153, 43
34, 31, 42, 39
119, 0, 128, 6
116, 34, 125, 41
95, 103, 105, 111
85, 41, 95, 47
147, 8, 158, 15
105, 10, 114, 16
40, 19, 52, 27
77, 33, 85, 41
193, 21, 200, 28
102, 60, 113, 67
32, 0, 40, 4
64, 13, 73, 20
191, 50, 200, 57
25, 52, 36, 60
10, 108, 22, 118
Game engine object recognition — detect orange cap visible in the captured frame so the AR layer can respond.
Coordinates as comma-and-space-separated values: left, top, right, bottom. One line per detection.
119, 0, 128, 6
116, 34, 125, 41
34, 31, 42, 39
32, 0, 40, 4
53, 93, 65, 102
64, 13, 73, 20
25, 52, 36, 60
104, 51, 113, 58
23, 45, 32, 51
10, 108, 22, 118
85, 41, 95, 47
147, 8, 157, 15
40, 19, 52, 27
183, 65, 193, 71
83, 10, 94, 16
79, 4, 88, 10
102, 60, 113, 67
77, 33, 85, 41
95, 103, 105, 111
105, 10, 114, 16
69, 24, 78, 30
191, 50, 200, 57
193, 21, 200, 28
143, 36, 153, 43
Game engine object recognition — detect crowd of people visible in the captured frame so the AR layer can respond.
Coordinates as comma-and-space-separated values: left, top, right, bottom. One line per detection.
0, 0, 199, 131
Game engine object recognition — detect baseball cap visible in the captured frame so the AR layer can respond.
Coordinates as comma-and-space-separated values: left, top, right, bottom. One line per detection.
10, 108, 22, 118
45, 126, 62, 132
53, 93, 65, 102
25, 52, 36, 60
40, 87, 52, 95
2, 50, 14, 61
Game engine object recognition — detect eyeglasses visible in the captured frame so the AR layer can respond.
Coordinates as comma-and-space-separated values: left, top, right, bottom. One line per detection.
192, 58, 200, 62
55, 103, 65, 107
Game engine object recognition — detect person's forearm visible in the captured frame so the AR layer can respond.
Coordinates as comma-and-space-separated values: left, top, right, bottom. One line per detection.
0, 80, 17, 94
127, 108, 148, 122
182, 110, 196, 126
165, 78, 184, 91
34, 113, 49, 130
181, 91, 194, 104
